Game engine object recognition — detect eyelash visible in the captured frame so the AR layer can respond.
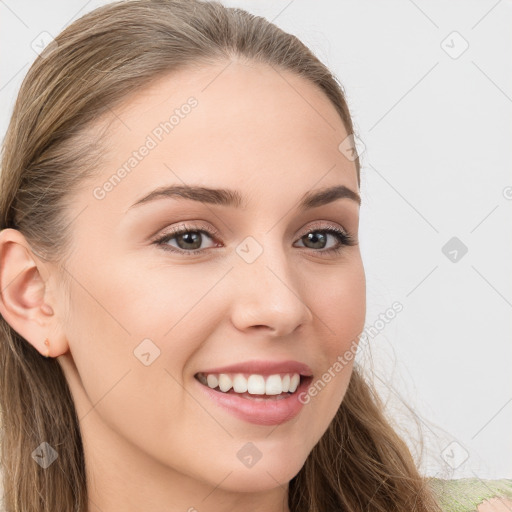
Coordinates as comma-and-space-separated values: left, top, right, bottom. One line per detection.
152, 222, 357, 258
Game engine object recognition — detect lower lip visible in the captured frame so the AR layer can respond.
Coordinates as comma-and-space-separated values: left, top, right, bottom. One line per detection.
194, 376, 312, 426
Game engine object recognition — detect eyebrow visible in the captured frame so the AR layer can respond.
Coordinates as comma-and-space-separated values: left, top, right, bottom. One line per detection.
127, 183, 361, 212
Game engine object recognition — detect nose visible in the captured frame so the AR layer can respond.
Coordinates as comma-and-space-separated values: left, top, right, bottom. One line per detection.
229, 242, 314, 337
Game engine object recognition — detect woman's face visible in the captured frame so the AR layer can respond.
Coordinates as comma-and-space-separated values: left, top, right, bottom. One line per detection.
56, 60, 365, 496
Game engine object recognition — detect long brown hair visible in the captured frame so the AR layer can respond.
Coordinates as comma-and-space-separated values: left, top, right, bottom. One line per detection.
0, 1, 442, 510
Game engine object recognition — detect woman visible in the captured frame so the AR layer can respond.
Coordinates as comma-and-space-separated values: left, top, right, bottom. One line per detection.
0, 1, 509, 511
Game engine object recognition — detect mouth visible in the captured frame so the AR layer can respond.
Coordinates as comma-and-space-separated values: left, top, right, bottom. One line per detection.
192, 360, 314, 425
194, 372, 313, 401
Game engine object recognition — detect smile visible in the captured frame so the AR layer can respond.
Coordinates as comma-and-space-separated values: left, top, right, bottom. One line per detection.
195, 372, 302, 397
194, 370, 313, 426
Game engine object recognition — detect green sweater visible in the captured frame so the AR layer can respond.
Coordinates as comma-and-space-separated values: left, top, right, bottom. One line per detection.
428, 478, 512, 511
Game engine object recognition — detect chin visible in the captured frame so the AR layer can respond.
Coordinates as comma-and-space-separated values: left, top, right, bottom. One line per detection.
215, 468, 298, 494
206, 452, 307, 493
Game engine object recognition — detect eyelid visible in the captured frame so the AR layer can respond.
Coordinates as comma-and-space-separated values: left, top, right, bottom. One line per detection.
150, 221, 220, 241
303, 220, 349, 235
151, 219, 352, 243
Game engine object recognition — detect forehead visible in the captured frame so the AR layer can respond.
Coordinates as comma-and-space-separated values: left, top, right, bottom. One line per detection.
112, 59, 346, 129
81, 60, 358, 213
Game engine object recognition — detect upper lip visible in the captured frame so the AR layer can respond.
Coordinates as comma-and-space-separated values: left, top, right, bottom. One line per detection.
196, 360, 313, 377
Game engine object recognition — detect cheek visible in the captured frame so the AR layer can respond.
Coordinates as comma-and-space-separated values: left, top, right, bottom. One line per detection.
62, 265, 211, 463
298, 259, 365, 423
62, 254, 222, 413
308, 258, 366, 353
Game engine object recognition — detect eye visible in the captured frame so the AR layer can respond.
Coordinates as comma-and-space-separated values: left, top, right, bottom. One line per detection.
153, 222, 220, 256
294, 226, 357, 256
152, 222, 357, 257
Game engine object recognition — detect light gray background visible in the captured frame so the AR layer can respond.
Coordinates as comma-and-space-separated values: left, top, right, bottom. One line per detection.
1, 0, 510, 481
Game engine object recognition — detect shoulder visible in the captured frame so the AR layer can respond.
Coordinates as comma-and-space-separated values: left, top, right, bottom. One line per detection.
427, 478, 512, 512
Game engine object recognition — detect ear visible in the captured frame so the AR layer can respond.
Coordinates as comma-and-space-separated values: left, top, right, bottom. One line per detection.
0, 228, 69, 358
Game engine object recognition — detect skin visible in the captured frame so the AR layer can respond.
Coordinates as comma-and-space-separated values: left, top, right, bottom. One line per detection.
0, 59, 365, 512
477, 499, 512, 511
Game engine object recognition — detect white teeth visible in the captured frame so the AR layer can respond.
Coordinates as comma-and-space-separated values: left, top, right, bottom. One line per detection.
265, 374, 282, 395
206, 374, 219, 389
218, 374, 232, 392
198, 372, 304, 396
232, 374, 248, 393
289, 374, 300, 393
247, 375, 266, 394
281, 374, 290, 392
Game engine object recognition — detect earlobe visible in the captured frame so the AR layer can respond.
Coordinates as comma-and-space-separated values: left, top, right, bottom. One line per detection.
0, 228, 67, 358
